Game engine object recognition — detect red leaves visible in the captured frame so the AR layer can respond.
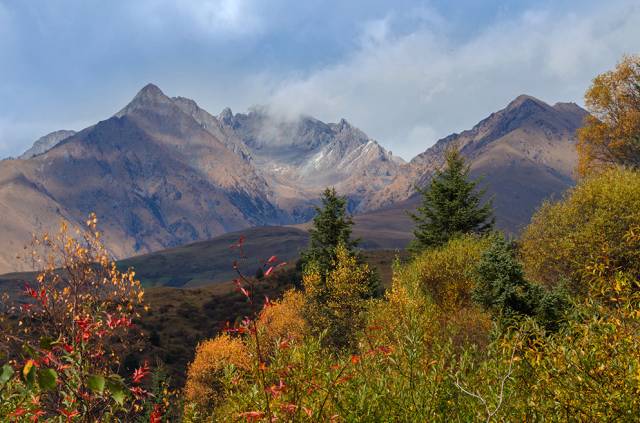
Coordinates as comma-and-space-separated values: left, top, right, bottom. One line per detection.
106, 313, 133, 330
31, 409, 46, 422
350, 354, 361, 365
267, 255, 278, 264
223, 322, 247, 335
8, 407, 27, 418
280, 403, 297, 414
132, 361, 150, 384
24, 284, 38, 300
149, 405, 163, 423
74, 315, 94, 342
129, 386, 150, 399
264, 266, 274, 277
238, 411, 265, 422
23, 283, 48, 306
58, 408, 80, 422
265, 379, 286, 398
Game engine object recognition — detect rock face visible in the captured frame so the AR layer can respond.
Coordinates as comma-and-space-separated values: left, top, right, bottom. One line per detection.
0, 85, 587, 274
18, 130, 77, 159
218, 109, 404, 216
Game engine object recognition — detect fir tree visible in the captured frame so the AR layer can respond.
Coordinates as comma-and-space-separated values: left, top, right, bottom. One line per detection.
300, 187, 359, 273
298, 187, 381, 302
409, 148, 494, 253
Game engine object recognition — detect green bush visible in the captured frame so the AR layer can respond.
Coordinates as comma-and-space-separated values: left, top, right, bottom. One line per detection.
521, 167, 640, 296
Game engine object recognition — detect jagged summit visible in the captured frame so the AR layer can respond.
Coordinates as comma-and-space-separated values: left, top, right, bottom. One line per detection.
218, 107, 234, 123
115, 83, 173, 117
506, 94, 547, 109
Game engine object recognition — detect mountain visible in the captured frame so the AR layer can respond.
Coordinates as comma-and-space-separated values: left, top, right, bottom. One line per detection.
217, 109, 404, 215
0, 84, 399, 274
363, 95, 588, 233
0, 86, 587, 275
18, 130, 77, 159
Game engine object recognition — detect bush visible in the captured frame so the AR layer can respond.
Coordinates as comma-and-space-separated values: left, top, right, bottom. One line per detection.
0, 215, 165, 421
256, 290, 308, 354
521, 167, 640, 296
412, 235, 492, 311
184, 334, 250, 412
303, 244, 377, 348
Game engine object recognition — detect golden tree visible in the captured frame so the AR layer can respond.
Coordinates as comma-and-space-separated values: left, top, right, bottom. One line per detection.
303, 244, 376, 348
577, 54, 640, 175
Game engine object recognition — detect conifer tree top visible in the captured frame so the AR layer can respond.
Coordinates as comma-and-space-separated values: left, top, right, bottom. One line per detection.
302, 187, 358, 271
409, 148, 494, 253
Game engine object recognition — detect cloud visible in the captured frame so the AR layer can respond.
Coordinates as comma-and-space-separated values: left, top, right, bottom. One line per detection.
129, 0, 264, 38
262, 0, 640, 160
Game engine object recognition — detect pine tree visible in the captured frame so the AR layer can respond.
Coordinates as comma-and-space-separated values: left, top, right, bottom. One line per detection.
409, 148, 494, 253
300, 187, 359, 273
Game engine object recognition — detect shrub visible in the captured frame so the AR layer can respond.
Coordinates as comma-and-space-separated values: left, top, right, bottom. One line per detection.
184, 334, 250, 411
521, 167, 640, 295
256, 290, 308, 354
413, 235, 492, 311
473, 236, 570, 331
0, 215, 164, 421
303, 244, 377, 348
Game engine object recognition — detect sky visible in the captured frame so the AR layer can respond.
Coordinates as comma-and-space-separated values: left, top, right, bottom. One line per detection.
0, 0, 639, 160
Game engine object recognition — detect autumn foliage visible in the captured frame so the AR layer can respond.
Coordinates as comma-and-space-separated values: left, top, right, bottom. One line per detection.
0, 214, 166, 421
520, 167, 640, 295
577, 54, 640, 175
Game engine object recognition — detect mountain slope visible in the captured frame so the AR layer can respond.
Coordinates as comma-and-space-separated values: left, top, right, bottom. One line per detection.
0, 87, 586, 274
18, 130, 77, 159
363, 95, 588, 233
0, 84, 401, 274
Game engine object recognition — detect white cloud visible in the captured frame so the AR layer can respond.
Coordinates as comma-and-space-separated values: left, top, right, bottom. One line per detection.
262, 0, 640, 160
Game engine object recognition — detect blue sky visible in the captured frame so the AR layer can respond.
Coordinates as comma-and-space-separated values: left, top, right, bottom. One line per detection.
0, 0, 639, 160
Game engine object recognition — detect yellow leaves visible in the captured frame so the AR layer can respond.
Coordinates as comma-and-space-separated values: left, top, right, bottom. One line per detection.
412, 235, 491, 311
521, 167, 640, 296
184, 334, 251, 410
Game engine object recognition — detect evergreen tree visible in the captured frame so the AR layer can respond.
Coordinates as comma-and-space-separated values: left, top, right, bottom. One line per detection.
409, 148, 494, 253
472, 235, 569, 331
300, 187, 359, 273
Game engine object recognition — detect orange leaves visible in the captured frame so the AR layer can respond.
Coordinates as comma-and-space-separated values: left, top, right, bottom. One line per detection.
577, 54, 640, 175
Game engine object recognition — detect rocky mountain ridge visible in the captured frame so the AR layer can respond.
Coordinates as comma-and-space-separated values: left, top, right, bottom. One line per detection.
0, 84, 588, 274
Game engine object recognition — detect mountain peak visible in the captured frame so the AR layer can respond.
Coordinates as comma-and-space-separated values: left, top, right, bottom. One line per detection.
219, 107, 234, 123
137, 83, 164, 98
116, 83, 172, 117
337, 118, 352, 129
506, 94, 548, 111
